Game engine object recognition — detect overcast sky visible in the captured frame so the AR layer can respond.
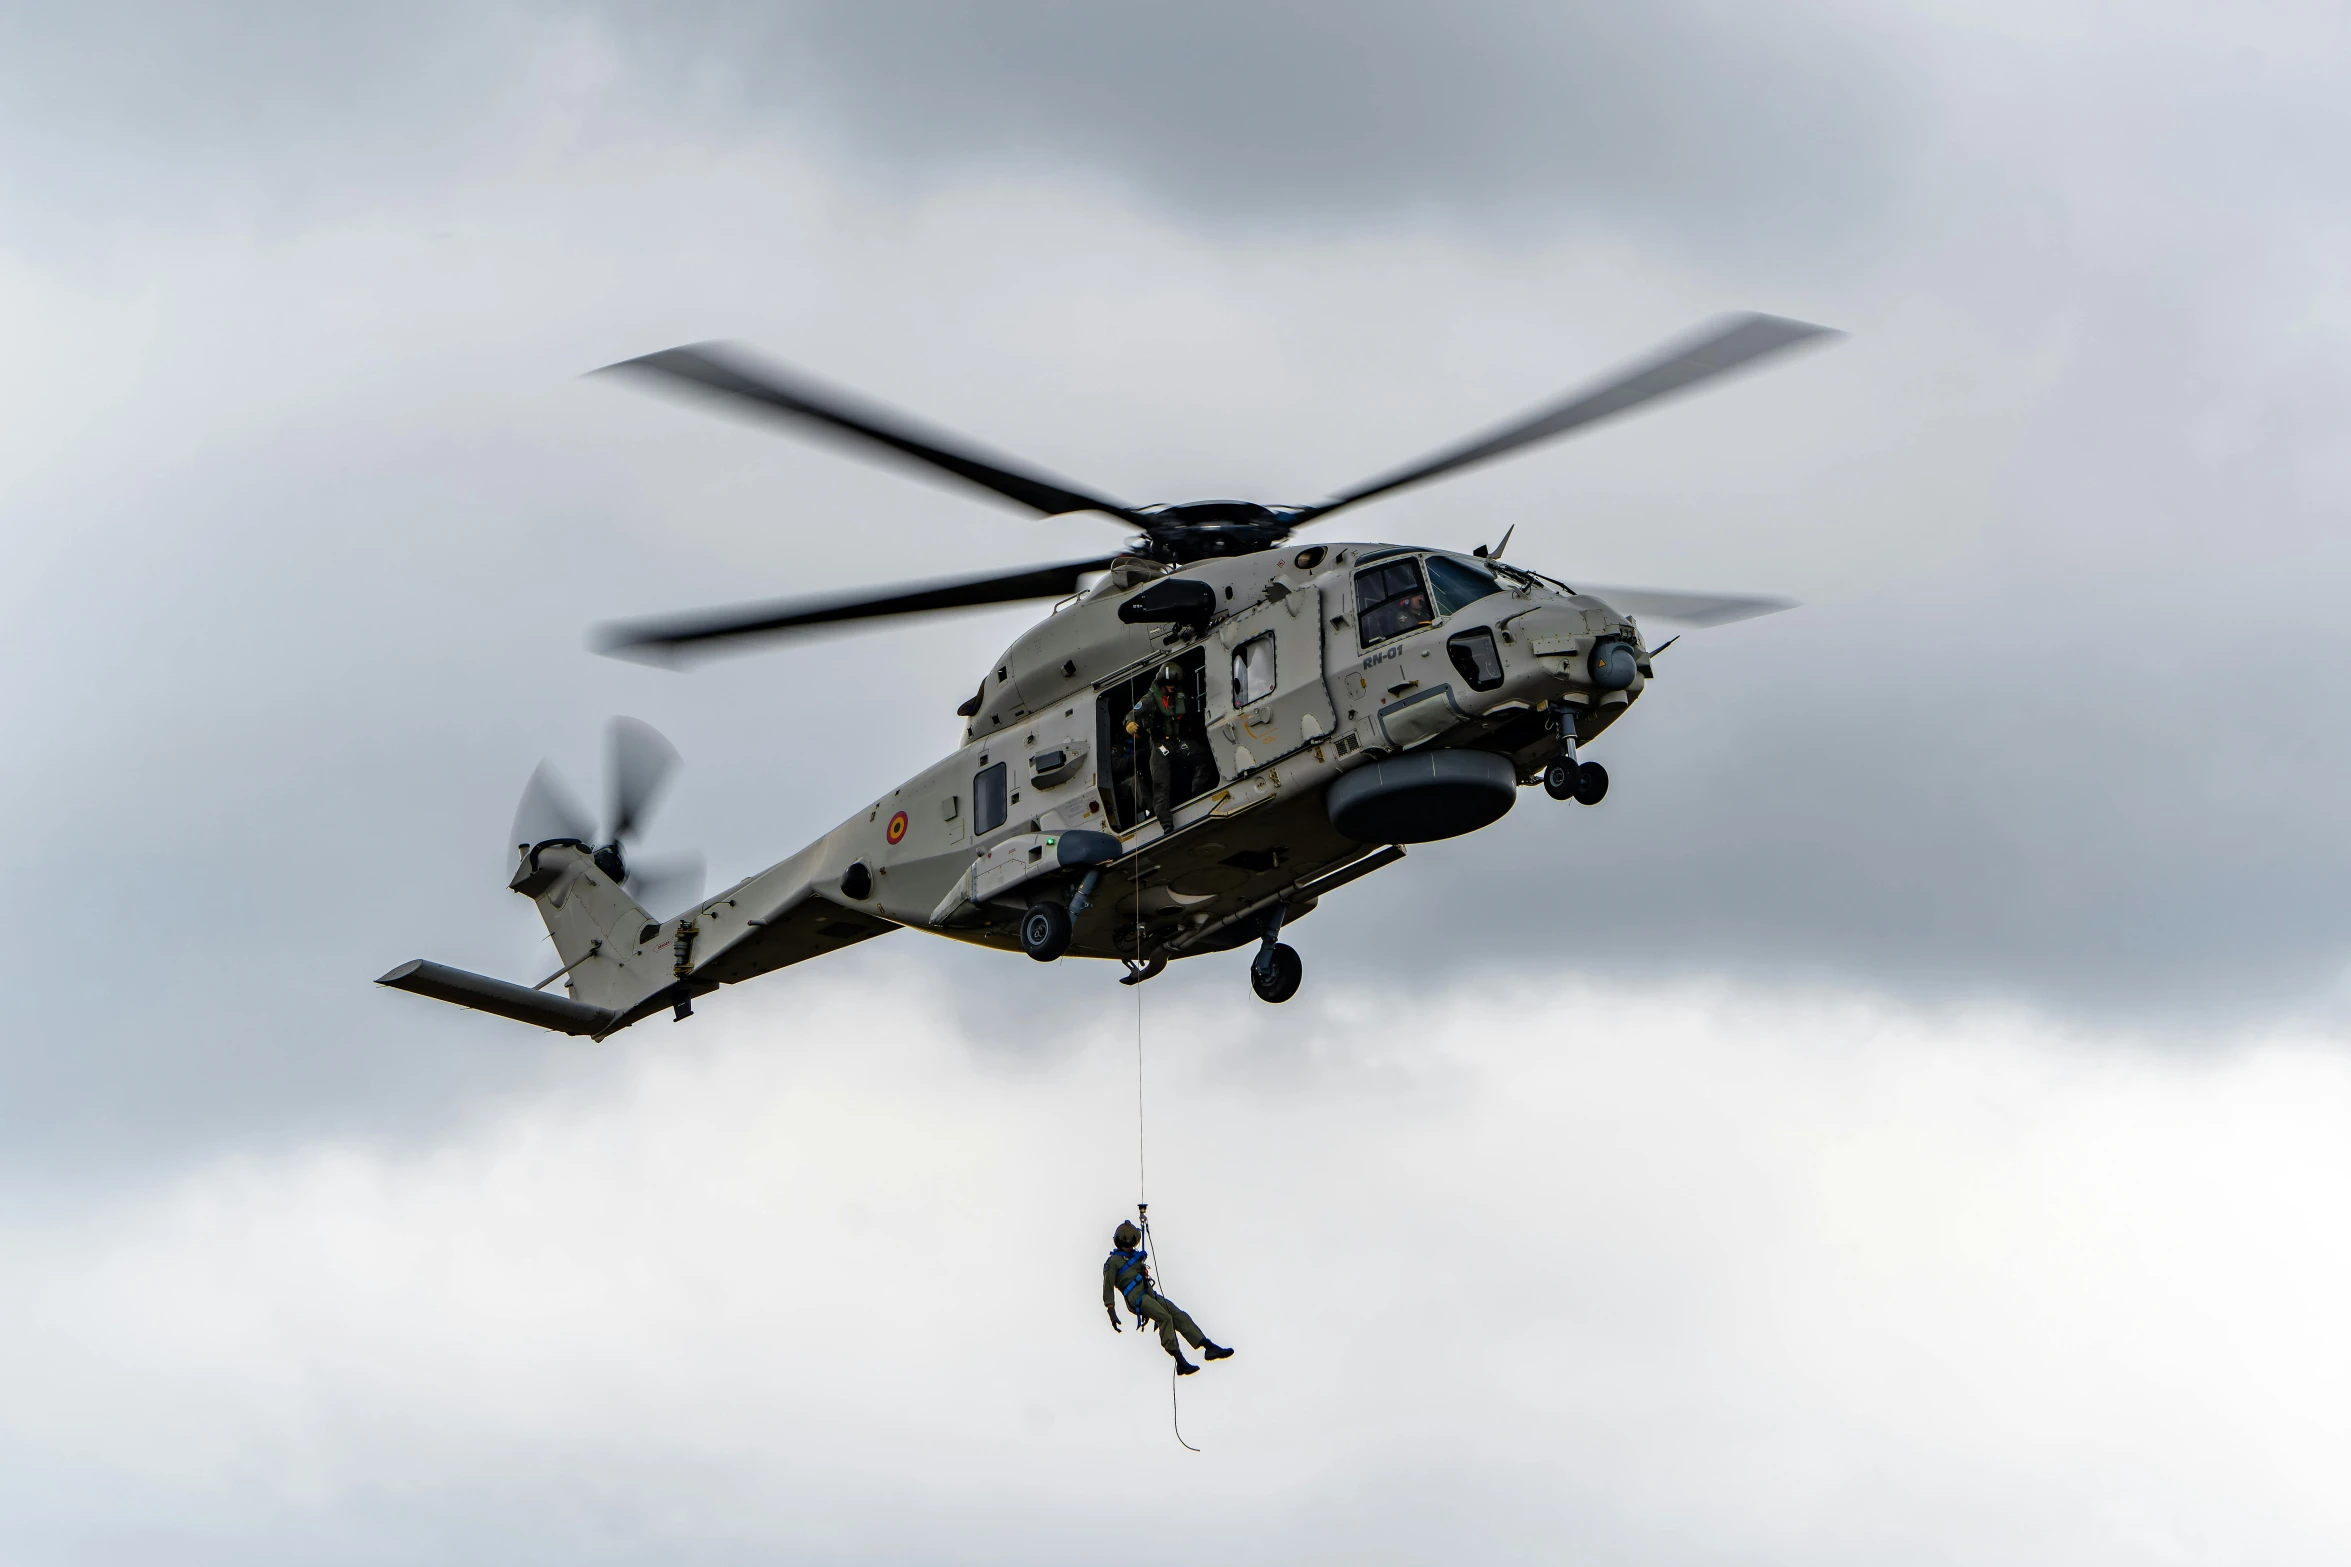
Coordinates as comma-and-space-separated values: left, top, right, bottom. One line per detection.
4, 2, 2351, 1561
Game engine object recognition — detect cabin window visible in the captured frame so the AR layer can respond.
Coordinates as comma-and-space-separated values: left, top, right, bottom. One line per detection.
1427, 556, 1500, 617
1355, 558, 1433, 645
974, 762, 1008, 835
1232, 633, 1276, 709
1446, 628, 1504, 691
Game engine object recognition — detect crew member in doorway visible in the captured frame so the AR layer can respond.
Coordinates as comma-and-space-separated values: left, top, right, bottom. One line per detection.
1104, 1219, 1231, 1375
1124, 663, 1202, 827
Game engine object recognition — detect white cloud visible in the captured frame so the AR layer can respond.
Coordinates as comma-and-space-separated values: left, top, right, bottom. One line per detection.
3, 971, 2345, 1561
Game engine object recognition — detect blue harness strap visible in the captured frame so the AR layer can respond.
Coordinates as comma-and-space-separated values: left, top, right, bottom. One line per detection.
1109, 1247, 1150, 1301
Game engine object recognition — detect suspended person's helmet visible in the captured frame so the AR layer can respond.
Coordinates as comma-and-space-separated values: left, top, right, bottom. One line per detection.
1114, 1220, 1142, 1248
1158, 663, 1184, 687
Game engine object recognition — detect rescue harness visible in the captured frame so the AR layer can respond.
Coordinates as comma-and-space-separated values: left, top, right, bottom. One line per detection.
1108, 1246, 1152, 1309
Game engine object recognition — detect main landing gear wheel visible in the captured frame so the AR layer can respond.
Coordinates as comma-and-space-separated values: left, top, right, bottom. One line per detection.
1020, 901, 1072, 962
1573, 761, 1609, 805
1250, 943, 1302, 1003
1543, 758, 1577, 800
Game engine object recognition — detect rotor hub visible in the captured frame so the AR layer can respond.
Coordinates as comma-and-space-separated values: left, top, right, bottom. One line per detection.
1128, 500, 1305, 563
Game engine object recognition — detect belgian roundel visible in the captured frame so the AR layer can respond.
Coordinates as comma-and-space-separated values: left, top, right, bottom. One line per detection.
886, 811, 908, 844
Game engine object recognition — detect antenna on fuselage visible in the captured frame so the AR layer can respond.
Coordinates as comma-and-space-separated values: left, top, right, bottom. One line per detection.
1473, 524, 1515, 562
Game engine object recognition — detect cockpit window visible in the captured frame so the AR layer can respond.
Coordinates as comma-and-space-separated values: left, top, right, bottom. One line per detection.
1426, 556, 1499, 617
1355, 559, 1432, 645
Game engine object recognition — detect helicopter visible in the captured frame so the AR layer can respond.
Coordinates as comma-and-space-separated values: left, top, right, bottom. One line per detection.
380, 312, 1837, 1038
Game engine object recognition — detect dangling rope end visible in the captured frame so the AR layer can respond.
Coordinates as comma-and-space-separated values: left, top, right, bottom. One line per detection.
1170, 1370, 1201, 1454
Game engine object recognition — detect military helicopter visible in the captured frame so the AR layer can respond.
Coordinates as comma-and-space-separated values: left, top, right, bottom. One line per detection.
380, 313, 1836, 1037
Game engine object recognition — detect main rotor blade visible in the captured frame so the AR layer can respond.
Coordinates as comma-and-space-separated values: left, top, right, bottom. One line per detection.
607, 716, 681, 842
600, 344, 1141, 523
1573, 584, 1796, 628
594, 557, 1121, 666
1302, 313, 1840, 522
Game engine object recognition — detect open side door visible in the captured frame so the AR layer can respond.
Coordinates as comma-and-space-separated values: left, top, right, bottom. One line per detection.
1095, 648, 1219, 831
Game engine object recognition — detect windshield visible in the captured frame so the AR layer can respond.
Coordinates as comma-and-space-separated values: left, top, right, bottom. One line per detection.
1426, 555, 1500, 617
1354, 559, 1433, 644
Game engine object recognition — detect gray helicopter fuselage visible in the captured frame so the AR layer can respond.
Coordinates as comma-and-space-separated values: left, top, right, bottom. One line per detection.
384, 312, 1833, 1038
515, 541, 1646, 1032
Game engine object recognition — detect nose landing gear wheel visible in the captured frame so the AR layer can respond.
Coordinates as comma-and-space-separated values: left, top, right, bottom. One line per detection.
1250, 942, 1303, 1003
1020, 901, 1073, 962
1543, 759, 1609, 803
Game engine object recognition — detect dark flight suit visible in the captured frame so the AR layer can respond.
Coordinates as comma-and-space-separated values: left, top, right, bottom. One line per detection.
1125, 684, 1201, 826
1103, 1245, 1211, 1361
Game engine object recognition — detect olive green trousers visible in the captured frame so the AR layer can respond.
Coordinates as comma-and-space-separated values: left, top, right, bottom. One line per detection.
1130, 1289, 1209, 1358
1138, 738, 1204, 825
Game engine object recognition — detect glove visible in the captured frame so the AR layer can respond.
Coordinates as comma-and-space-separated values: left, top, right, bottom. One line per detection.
1124, 719, 1139, 735
1107, 1305, 1122, 1332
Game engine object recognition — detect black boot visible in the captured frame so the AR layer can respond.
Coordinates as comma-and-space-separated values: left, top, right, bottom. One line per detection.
1202, 1343, 1233, 1361
1174, 1355, 1199, 1375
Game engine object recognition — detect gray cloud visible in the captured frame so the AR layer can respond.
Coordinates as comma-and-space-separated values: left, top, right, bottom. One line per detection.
1311, 556, 2351, 1026
650, 0, 1915, 256
0, 2, 1915, 263
7, 0, 2351, 1175
0, 0, 2341, 1248
0, 7, 545, 240
6, 3, 2351, 1558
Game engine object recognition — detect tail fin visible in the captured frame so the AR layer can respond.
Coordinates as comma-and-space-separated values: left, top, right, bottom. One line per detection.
509, 842, 662, 1014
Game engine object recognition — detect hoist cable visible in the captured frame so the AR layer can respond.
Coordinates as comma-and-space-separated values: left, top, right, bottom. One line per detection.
1135, 835, 1147, 1205
1129, 727, 1196, 1451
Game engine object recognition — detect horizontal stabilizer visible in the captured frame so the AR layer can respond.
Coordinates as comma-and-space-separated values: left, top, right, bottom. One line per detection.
376, 959, 616, 1037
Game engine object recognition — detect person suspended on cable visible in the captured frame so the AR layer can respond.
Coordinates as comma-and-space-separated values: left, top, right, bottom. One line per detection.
1104, 1219, 1232, 1375
1123, 663, 1203, 827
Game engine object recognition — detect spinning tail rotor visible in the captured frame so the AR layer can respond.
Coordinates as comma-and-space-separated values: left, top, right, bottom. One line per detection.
511, 717, 704, 920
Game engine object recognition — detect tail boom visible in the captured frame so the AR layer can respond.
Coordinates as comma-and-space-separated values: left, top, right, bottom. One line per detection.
380, 831, 900, 1038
